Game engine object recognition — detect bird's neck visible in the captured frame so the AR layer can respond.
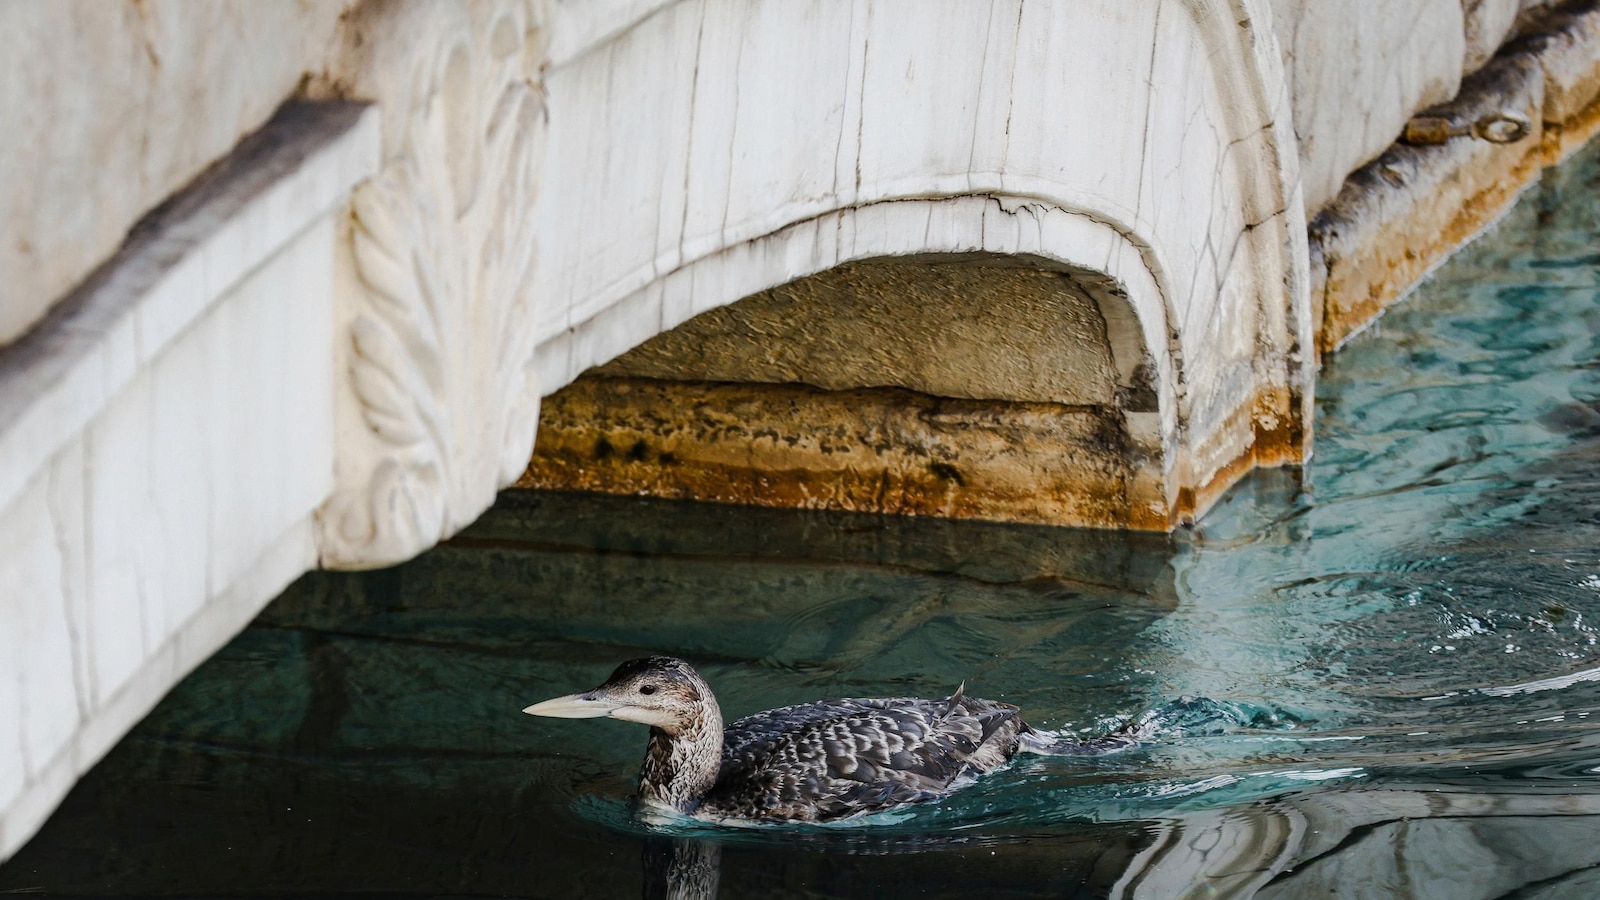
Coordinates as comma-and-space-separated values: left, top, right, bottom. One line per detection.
639, 697, 724, 812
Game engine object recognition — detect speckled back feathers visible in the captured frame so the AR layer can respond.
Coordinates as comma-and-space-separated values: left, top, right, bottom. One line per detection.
702, 693, 1028, 821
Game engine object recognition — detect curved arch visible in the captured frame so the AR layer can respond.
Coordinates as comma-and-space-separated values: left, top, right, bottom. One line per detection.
538, 194, 1178, 450
529, 0, 1311, 527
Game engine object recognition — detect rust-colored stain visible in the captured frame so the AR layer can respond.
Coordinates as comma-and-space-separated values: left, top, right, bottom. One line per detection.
1543, 89, 1600, 164
520, 377, 1312, 533
1318, 135, 1543, 355
1177, 441, 1267, 526
1315, 38, 1600, 356
1168, 384, 1307, 528
519, 377, 1173, 531
1250, 385, 1308, 469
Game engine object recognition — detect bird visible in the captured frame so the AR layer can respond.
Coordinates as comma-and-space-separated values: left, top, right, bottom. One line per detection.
523, 655, 1115, 823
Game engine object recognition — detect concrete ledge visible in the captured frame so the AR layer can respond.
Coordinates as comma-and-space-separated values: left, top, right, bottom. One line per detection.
1311, 0, 1600, 354
1515, 0, 1600, 160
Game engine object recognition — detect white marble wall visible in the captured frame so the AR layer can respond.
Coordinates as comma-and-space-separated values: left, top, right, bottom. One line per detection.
2, 0, 1534, 352
0, 103, 378, 861
0, 0, 354, 346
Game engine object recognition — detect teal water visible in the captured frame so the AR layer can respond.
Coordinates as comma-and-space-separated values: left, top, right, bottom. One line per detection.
5, 145, 1600, 896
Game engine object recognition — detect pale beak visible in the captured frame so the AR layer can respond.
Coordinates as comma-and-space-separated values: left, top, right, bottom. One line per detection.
522, 691, 619, 719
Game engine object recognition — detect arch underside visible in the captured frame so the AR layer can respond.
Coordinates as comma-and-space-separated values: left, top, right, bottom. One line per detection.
522, 0, 1312, 531
524, 249, 1173, 530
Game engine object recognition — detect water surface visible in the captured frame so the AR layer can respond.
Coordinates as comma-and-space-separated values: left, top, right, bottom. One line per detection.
5, 144, 1600, 899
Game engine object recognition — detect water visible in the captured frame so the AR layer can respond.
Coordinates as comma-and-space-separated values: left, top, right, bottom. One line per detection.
5, 149, 1600, 899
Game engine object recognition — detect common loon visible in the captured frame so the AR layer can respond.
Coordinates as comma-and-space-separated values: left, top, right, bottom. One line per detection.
523, 656, 1112, 822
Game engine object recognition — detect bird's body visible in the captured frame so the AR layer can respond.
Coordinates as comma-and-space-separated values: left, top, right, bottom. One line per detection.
702, 692, 1029, 821
525, 656, 1094, 823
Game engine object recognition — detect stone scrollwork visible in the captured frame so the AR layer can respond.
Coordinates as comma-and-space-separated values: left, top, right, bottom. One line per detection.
318, 3, 545, 568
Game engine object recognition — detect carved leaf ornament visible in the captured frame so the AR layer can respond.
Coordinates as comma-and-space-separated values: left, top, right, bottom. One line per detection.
323, 9, 544, 567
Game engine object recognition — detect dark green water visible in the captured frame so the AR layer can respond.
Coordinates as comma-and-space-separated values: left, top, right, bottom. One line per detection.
6, 146, 1600, 898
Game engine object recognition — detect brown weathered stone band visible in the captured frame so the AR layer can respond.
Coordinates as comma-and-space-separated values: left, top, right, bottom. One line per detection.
519, 377, 1173, 531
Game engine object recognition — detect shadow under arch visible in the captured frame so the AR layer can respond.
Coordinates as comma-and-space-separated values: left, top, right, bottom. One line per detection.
527, 260, 1173, 528
526, 197, 1197, 530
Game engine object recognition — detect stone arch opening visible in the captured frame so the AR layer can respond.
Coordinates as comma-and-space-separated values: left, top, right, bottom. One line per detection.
521, 252, 1176, 530
517, 0, 1317, 536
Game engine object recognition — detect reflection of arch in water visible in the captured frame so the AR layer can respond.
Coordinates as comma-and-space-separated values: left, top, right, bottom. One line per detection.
0, 491, 1181, 895
460, 491, 1179, 702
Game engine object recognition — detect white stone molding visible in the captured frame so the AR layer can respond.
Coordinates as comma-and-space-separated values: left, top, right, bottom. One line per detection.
0, 102, 378, 862
315, 2, 548, 569
0, 102, 378, 522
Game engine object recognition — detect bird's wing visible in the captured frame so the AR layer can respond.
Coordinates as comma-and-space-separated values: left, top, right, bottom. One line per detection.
710, 696, 1022, 820
721, 698, 901, 769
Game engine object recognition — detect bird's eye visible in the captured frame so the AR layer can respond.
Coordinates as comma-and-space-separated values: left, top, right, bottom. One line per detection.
639, 684, 657, 695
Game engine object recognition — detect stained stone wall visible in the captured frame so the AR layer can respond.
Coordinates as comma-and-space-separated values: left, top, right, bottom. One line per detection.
596, 259, 1128, 407
532, 256, 1170, 529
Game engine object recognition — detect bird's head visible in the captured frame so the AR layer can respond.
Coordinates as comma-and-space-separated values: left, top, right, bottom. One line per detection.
523, 656, 713, 734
